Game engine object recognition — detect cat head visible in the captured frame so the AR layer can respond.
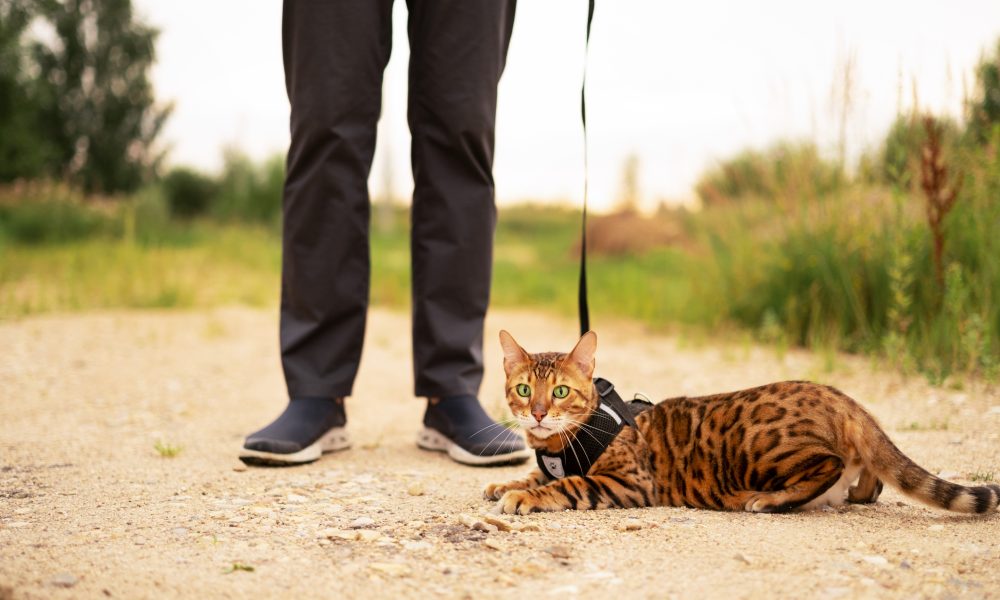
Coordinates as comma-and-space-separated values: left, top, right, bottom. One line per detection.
498, 330, 599, 450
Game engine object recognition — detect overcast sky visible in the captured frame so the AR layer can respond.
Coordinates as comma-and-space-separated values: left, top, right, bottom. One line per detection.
136, 1, 1000, 210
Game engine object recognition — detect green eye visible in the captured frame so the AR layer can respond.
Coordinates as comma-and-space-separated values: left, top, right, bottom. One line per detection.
515, 383, 531, 397
553, 385, 569, 399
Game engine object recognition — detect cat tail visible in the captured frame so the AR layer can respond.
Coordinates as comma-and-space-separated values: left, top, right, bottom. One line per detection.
855, 414, 1000, 514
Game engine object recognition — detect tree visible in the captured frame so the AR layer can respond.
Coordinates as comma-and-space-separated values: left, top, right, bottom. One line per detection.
30, 0, 171, 194
0, 0, 58, 181
966, 37, 1000, 146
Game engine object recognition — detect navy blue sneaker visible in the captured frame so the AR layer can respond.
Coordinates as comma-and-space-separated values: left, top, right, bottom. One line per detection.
239, 397, 350, 466
417, 395, 530, 466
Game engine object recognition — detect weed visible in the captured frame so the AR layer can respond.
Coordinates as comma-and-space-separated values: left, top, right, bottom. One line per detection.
919, 115, 962, 288
223, 563, 254, 574
154, 440, 182, 458
898, 419, 950, 432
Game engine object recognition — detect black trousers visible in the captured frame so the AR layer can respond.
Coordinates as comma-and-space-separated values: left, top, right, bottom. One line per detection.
279, 0, 517, 399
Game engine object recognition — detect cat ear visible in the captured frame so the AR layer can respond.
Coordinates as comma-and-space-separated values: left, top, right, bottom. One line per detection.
567, 331, 597, 377
499, 330, 530, 375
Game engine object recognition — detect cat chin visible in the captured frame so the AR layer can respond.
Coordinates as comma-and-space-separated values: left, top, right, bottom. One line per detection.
525, 426, 558, 440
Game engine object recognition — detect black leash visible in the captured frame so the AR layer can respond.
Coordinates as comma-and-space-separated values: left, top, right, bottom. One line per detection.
577, 0, 595, 337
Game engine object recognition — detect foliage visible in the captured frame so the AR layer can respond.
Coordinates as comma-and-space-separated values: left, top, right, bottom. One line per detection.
869, 115, 961, 188
695, 141, 844, 207
162, 167, 217, 219
966, 37, 1000, 146
210, 150, 284, 224
2, 0, 171, 193
153, 440, 181, 458
918, 116, 963, 288
0, 0, 59, 181
0, 183, 117, 243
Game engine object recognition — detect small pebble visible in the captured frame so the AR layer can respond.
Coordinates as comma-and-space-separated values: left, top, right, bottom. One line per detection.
406, 483, 425, 496
482, 515, 513, 532
619, 518, 644, 531
545, 545, 572, 559
483, 539, 506, 551
861, 554, 889, 567
369, 562, 409, 577
458, 514, 498, 533
286, 493, 308, 504
356, 530, 381, 542
50, 573, 78, 588
403, 540, 432, 551
232, 464, 247, 472
350, 516, 375, 529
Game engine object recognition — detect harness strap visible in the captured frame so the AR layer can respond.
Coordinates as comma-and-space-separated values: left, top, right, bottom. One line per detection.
578, 0, 595, 337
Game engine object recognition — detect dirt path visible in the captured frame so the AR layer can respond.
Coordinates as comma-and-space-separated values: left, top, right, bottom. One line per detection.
1, 307, 998, 599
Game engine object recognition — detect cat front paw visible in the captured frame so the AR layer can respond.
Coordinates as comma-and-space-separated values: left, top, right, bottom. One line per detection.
483, 482, 505, 500
495, 490, 539, 515
483, 481, 522, 500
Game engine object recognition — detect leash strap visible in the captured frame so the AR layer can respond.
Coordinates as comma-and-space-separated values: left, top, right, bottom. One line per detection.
578, 0, 595, 337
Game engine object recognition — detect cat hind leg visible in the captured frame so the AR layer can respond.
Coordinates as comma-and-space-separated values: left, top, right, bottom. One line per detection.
742, 455, 845, 513
847, 467, 883, 504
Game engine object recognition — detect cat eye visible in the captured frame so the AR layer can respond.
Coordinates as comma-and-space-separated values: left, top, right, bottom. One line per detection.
553, 385, 569, 399
515, 383, 531, 397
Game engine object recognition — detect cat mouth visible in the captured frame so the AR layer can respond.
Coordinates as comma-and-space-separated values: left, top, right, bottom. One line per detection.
529, 424, 556, 438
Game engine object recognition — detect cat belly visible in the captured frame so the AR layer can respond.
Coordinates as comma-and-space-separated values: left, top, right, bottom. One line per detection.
801, 462, 863, 510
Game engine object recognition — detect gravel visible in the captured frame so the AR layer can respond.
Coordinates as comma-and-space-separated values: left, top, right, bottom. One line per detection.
1, 307, 998, 599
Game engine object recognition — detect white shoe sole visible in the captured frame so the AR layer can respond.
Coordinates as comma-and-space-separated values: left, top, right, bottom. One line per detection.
239, 427, 351, 466
416, 427, 531, 466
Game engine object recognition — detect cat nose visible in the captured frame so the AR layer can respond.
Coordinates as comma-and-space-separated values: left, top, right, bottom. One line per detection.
532, 408, 547, 423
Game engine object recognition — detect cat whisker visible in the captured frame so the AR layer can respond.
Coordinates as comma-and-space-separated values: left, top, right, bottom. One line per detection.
558, 427, 587, 473
563, 418, 612, 446
466, 421, 507, 439
475, 422, 520, 457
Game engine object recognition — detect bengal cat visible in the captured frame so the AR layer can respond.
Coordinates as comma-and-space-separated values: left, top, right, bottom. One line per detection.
484, 330, 1000, 515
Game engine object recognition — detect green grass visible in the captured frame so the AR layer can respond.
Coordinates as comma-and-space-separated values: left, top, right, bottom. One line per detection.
153, 440, 183, 458
969, 471, 996, 483
0, 225, 280, 318
897, 419, 950, 432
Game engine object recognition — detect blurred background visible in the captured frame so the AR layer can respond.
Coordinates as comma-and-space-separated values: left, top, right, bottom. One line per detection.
1, 0, 999, 385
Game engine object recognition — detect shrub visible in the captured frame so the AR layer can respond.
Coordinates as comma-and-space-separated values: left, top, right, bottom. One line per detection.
0, 184, 116, 244
966, 37, 1000, 146
212, 151, 284, 224
695, 141, 843, 207
876, 115, 961, 188
162, 167, 217, 219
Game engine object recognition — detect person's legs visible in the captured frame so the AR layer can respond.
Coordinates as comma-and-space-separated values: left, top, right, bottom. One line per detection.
241, 0, 393, 466
406, 0, 527, 465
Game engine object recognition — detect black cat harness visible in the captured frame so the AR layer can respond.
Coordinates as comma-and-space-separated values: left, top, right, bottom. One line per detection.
536, 378, 651, 480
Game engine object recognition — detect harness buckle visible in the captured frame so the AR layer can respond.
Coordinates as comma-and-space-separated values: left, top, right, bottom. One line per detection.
594, 378, 615, 398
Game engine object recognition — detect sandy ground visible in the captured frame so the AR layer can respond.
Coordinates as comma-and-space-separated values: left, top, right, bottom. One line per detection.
1, 307, 999, 600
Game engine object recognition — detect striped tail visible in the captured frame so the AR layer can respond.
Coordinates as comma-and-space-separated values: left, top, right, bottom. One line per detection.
862, 422, 1000, 514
